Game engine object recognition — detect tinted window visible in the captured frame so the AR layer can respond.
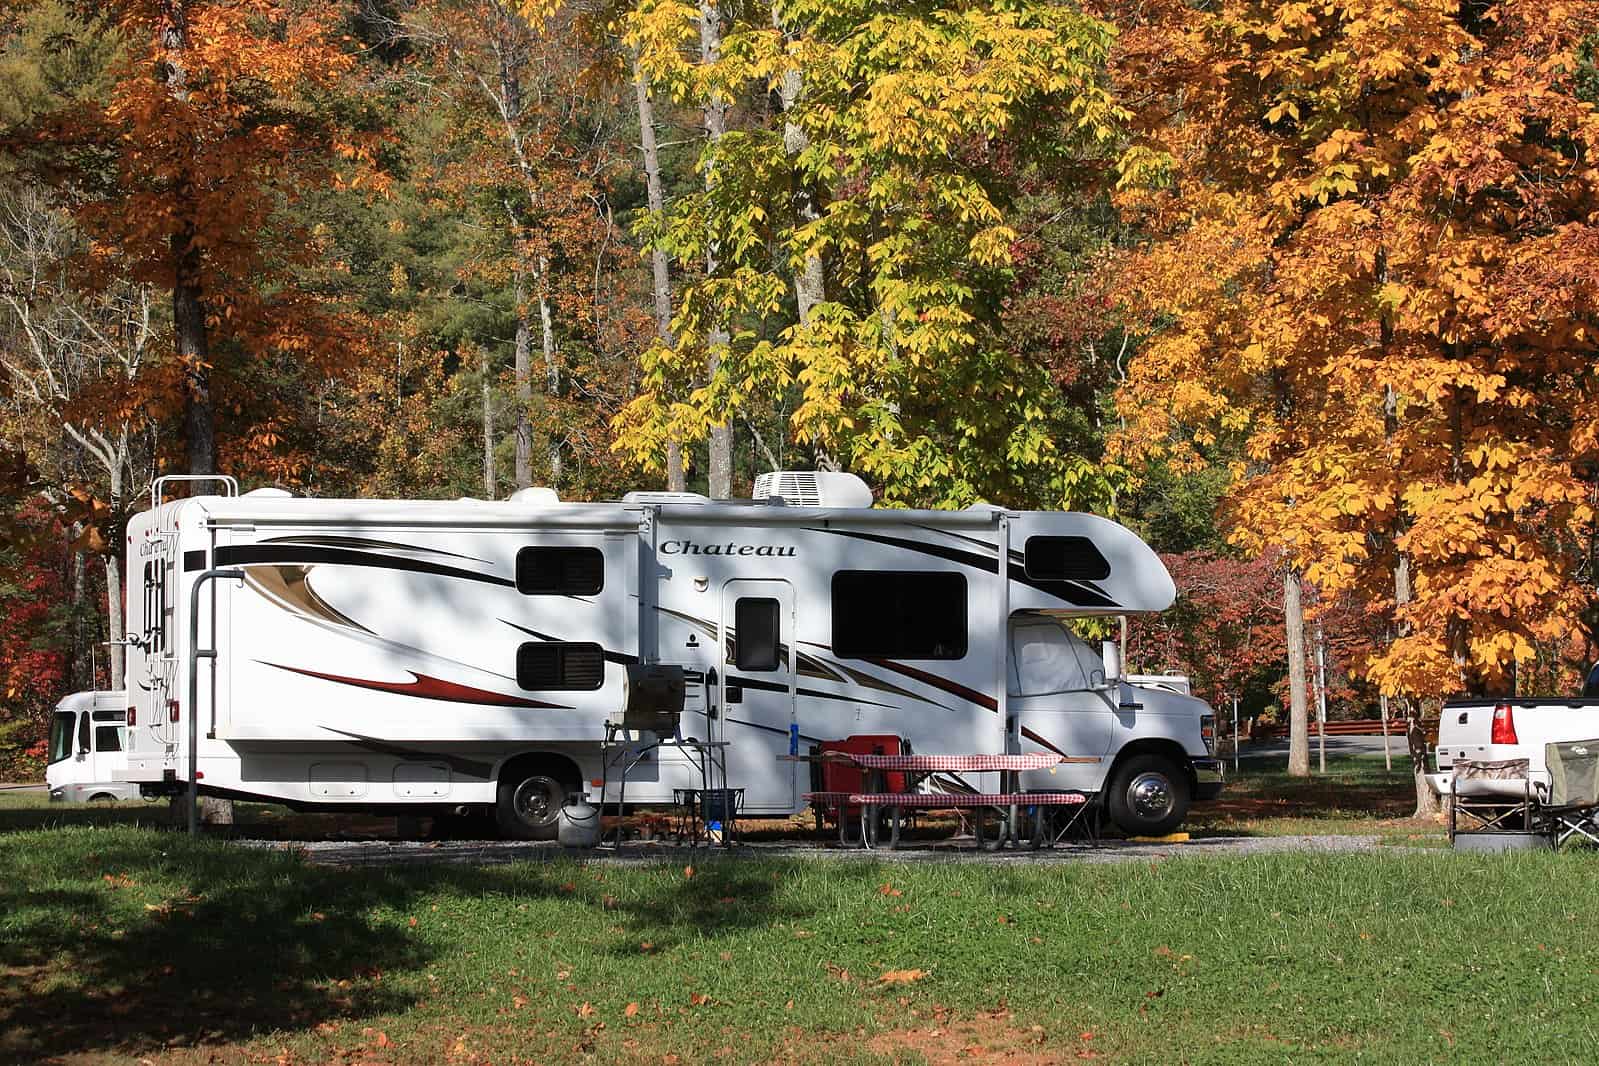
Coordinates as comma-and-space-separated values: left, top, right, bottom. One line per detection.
94, 726, 123, 753
516, 547, 605, 595
517, 642, 606, 690
77, 711, 90, 754
1024, 536, 1111, 582
832, 571, 966, 660
734, 597, 782, 671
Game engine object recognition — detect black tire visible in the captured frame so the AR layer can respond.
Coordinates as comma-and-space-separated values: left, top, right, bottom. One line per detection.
495, 770, 567, 840
1106, 753, 1190, 837
88, 793, 117, 805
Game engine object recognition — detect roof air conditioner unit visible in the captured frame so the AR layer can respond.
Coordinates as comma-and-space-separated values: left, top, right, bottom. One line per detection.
753, 471, 873, 508
507, 487, 560, 506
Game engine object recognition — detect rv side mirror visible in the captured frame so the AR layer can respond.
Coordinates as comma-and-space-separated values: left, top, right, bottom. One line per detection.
1100, 641, 1123, 688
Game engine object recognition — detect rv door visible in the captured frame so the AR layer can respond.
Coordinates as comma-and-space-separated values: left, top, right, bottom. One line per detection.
718, 580, 797, 812
1008, 617, 1116, 791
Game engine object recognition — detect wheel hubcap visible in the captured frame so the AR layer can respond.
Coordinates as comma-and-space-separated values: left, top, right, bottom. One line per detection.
1128, 773, 1174, 820
513, 779, 557, 825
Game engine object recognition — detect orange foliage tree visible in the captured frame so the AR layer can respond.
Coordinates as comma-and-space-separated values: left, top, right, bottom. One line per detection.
1109, 0, 1599, 802
8, 0, 387, 479
1111, 0, 1599, 696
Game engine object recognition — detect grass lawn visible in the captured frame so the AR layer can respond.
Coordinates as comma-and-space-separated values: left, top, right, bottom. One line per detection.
1186, 755, 1440, 842
3, 826, 1596, 1065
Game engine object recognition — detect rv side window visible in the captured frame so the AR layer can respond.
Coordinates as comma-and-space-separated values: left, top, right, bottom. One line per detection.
77, 711, 90, 754
832, 571, 966, 660
94, 725, 123, 753
516, 547, 605, 596
516, 642, 606, 690
734, 597, 782, 671
1024, 536, 1111, 582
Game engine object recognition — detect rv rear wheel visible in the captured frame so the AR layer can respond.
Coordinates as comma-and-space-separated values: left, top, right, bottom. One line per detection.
495, 771, 567, 840
1106, 754, 1190, 838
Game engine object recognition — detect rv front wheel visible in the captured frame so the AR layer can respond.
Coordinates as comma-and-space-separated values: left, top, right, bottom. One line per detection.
1106, 754, 1189, 837
496, 772, 566, 840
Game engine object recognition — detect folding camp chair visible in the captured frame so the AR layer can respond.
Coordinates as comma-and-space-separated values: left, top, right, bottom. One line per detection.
1448, 757, 1538, 844
1541, 739, 1599, 849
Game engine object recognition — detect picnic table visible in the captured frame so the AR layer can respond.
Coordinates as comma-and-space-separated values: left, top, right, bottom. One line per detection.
786, 750, 1100, 850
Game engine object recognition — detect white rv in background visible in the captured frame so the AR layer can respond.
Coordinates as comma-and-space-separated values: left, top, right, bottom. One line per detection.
118, 472, 1223, 837
46, 689, 136, 803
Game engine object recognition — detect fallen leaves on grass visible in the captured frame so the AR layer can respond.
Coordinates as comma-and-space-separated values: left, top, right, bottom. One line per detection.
878, 969, 927, 985
878, 882, 902, 897
625, 1002, 639, 1018
690, 992, 711, 1006
577, 1002, 595, 1018
684, 865, 695, 879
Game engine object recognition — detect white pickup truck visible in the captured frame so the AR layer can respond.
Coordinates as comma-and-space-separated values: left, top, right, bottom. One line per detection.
1428, 697, 1599, 797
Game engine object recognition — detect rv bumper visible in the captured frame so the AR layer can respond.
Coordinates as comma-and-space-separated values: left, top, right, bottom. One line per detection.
48, 786, 66, 803
1191, 758, 1225, 801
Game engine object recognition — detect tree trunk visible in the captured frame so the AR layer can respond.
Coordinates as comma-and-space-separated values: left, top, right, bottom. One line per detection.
173, 235, 214, 475
1394, 550, 1439, 816
1284, 566, 1311, 777
106, 457, 124, 689
161, 9, 214, 477
538, 260, 561, 488
701, 0, 732, 499
513, 275, 533, 491
481, 347, 495, 498
773, 13, 824, 326
631, 49, 685, 492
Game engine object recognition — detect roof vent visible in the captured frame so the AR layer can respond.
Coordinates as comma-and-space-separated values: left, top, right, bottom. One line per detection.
508, 487, 560, 506
753, 471, 873, 508
241, 487, 293, 499
623, 491, 711, 505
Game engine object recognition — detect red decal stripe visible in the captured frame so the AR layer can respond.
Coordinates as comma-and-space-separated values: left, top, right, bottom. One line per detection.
262, 662, 568, 709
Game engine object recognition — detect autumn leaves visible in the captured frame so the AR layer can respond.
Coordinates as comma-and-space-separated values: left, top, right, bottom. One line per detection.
1108, 0, 1599, 698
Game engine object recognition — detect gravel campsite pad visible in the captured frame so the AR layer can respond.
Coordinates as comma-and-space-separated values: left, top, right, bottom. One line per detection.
236, 832, 1415, 868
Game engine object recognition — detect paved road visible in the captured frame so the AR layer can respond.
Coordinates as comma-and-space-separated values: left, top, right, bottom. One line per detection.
1236, 735, 1411, 762
238, 833, 1422, 868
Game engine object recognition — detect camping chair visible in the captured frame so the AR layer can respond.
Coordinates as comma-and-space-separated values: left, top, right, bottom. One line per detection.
1448, 757, 1538, 843
1542, 739, 1599, 849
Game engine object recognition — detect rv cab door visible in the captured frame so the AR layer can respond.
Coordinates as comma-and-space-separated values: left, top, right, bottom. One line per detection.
1008, 618, 1116, 792
717, 579, 797, 813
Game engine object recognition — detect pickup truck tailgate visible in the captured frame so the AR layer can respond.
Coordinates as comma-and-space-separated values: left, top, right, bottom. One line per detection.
1435, 703, 1494, 770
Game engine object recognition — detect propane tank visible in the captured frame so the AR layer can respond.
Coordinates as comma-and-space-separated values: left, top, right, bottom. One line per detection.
556, 792, 601, 848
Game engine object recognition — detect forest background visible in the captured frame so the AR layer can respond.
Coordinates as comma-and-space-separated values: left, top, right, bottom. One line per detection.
3, 0, 1597, 808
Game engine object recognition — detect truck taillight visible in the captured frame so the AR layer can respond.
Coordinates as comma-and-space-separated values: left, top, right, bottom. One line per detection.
127, 706, 137, 726
1491, 702, 1518, 745
167, 699, 180, 723
1199, 714, 1216, 754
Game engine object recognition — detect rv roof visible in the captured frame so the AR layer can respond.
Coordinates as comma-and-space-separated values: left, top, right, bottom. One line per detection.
171, 494, 1015, 529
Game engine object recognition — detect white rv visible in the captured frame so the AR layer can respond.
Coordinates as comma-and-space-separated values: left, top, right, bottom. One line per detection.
46, 689, 136, 803
119, 472, 1223, 837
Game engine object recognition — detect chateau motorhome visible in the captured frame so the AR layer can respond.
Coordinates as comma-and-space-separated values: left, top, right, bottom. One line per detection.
119, 472, 1223, 837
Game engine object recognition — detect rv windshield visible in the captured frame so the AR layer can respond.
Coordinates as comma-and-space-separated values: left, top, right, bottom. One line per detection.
48, 711, 76, 764
1011, 620, 1104, 696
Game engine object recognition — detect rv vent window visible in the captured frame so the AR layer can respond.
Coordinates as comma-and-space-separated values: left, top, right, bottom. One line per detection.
516, 546, 605, 596
94, 725, 123, 753
1024, 536, 1111, 582
517, 641, 606, 690
832, 571, 966, 660
734, 597, 782, 671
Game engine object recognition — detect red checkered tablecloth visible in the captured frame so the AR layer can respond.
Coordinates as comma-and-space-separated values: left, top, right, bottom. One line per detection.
847, 792, 1087, 808
846, 752, 1063, 772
